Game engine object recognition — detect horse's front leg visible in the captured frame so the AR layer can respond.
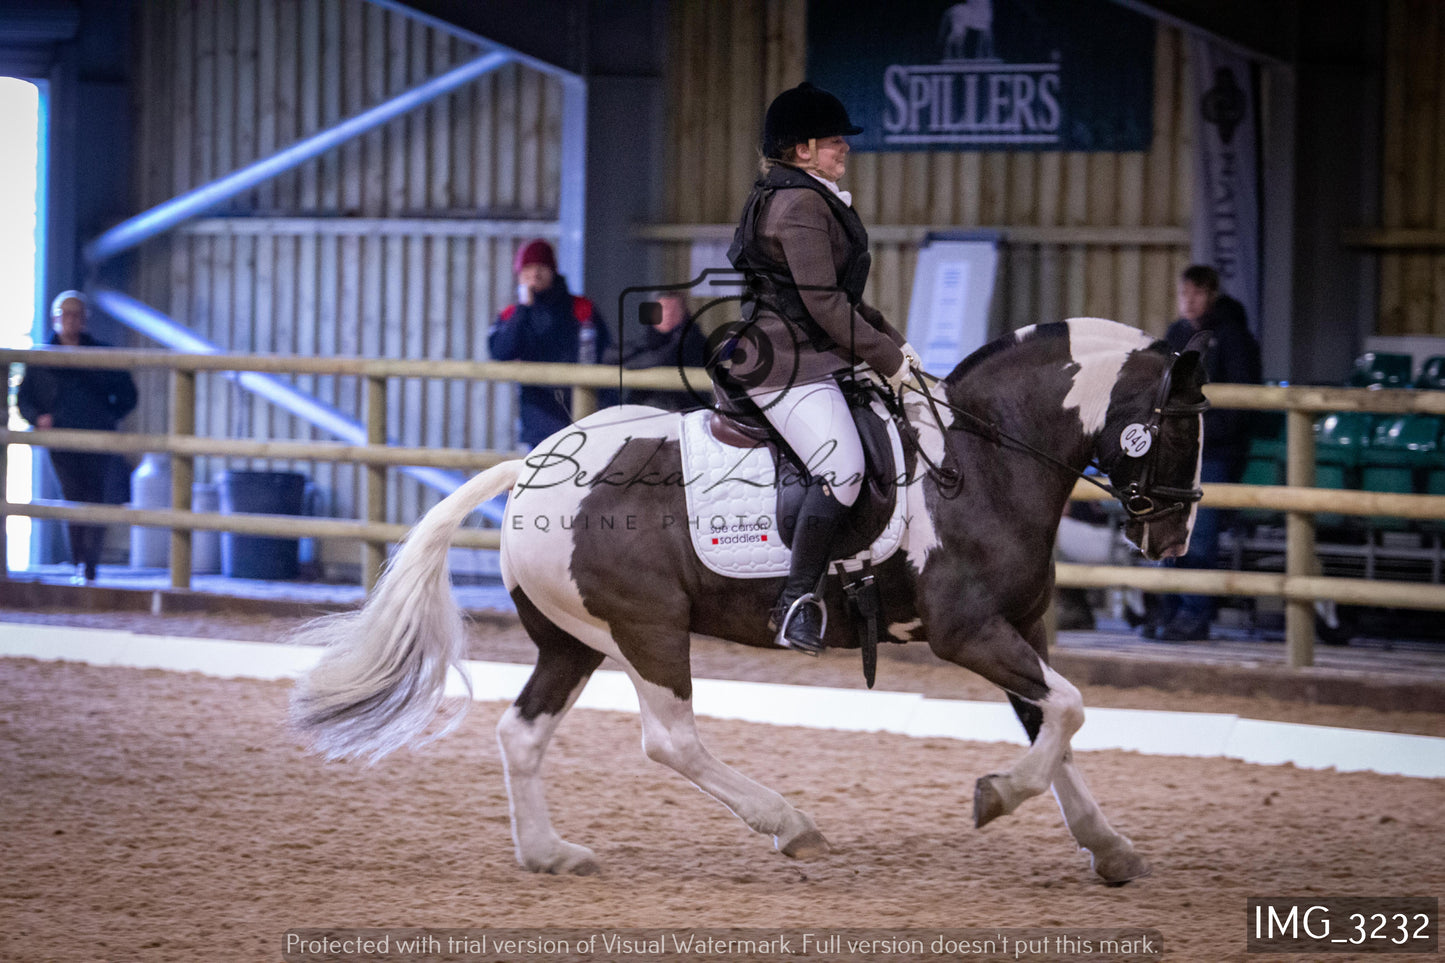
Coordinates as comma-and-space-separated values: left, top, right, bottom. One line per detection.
1005, 691, 1150, 882
615, 623, 829, 859
928, 615, 1084, 827
1051, 748, 1151, 883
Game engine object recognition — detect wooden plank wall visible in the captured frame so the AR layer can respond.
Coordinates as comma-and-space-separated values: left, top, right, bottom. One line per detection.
1377, 0, 1445, 337
661, 0, 1194, 345
130, 0, 562, 546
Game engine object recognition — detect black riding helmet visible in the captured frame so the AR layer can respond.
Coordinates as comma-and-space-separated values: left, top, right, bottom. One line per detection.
761, 82, 863, 159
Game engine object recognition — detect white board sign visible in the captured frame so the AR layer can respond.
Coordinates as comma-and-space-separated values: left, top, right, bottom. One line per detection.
906, 233, 1000, 376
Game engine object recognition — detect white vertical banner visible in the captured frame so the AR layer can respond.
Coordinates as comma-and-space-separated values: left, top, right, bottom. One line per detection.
1189, 36, 1261, 331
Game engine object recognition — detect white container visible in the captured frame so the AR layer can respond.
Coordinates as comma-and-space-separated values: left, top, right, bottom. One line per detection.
192, 481, 222, 574
129, 453, 171, 568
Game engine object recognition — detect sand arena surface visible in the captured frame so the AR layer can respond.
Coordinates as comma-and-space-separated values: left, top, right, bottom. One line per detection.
2, 608, 1444, 735
2, 636, 1442, 962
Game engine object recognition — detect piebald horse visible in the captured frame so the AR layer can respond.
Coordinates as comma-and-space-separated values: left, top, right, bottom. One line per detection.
291, 317, 1207, 884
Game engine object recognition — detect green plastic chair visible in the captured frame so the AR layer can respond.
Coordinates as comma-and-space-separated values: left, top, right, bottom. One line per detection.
1415, 356, 1445, 390
1238, 450, 1285, 526
1426, 454, 1445, 534
1349, 352, 1413, 388
1315, 412, 1373, 467
1360, 417, 1420, 530
1235, 411, 1287, 527
1401, 416, 1445, 534
1314, 413, 1373, 531
1312, 463, 1354, 532
1245, 410, 1287, 462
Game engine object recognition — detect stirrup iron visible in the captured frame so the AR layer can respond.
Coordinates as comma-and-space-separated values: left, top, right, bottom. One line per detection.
774, 592, 828, 654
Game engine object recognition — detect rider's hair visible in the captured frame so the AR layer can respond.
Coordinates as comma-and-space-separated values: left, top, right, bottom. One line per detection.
1180, 264, 1220, 293
757, 145, 805, 175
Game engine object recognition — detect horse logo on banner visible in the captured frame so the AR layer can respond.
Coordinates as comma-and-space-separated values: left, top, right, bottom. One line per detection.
939, 0, 996, 62
1201, 66, 1247, 145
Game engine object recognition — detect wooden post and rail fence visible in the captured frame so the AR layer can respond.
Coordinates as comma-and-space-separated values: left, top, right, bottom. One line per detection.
3, 348, 1444, 670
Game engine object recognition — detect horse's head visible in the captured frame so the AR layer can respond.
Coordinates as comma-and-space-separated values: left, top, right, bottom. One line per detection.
940, 317, 1210, 561
1097, 338, 1210, 561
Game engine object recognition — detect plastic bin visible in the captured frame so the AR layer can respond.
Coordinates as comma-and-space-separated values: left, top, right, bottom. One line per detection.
218, 470, 307, 580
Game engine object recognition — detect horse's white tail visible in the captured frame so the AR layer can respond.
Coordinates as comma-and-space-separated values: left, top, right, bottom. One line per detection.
289, 459, 524, 762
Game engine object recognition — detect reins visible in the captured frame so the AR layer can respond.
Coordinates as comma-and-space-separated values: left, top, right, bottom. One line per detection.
871, 371, 964, 496
884, 368, 1120, 502
883, 362, 1207, 521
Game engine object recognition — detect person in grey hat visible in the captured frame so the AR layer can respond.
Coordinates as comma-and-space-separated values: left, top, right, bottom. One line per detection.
721, 82, 921, 655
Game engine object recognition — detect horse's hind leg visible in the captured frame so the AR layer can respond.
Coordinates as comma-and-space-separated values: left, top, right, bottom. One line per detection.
617, 624, 829, 859
496, 588, 606, 875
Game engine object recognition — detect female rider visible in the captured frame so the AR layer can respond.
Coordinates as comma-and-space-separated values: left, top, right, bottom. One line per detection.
722, 82, 920, 655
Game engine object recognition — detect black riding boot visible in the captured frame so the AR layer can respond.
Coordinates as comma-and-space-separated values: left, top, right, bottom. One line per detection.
770, 484, 849, 655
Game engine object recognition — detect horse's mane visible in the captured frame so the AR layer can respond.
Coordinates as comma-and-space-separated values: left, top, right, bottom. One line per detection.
944, 317, 1163, 386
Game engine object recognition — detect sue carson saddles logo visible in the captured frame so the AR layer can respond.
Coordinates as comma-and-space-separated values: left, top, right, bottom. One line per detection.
882, 0, 1062, 146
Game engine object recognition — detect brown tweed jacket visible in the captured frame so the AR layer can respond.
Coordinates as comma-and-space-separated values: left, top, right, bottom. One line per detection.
736, 182, 906, 392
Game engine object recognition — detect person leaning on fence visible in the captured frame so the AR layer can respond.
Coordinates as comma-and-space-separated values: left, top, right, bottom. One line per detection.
720, 81, 922, 656
16, 291, 138, 583
487, 239, 610, 450
1140, 264, 1262, 642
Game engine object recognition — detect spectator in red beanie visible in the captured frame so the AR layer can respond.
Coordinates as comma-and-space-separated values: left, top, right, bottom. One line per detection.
488, 239, 609, 448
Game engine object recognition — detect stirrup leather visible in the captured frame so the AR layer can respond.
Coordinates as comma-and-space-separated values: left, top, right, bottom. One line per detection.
773, 592, 828, 652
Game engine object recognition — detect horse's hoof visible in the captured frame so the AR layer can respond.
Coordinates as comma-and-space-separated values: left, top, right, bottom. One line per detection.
525, 842, 601, 876
779, 828, 831, 859
562, 855, 603, 877
973, 774, 1009, 828
1093, 847, 1151, 885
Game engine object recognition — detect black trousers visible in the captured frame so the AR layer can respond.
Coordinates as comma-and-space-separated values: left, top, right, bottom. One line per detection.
48, 450, 111, 573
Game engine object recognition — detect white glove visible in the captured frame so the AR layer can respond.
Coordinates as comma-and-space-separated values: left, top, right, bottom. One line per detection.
900, 341, 922, 373
885, 358, 910, 394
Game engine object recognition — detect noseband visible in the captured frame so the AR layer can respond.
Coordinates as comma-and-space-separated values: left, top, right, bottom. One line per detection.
1105, 358, 1209, 523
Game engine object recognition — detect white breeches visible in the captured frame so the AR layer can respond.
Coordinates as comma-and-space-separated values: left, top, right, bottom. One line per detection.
749, 379, 864, 506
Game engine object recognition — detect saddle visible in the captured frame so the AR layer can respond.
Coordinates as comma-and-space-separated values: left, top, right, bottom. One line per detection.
707, 372, 900, 559
692, 372, 907, 687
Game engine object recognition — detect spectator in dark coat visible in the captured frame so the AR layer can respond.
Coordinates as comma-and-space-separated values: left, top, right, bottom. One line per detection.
1146, 264, 1262, 641
16, 291, 138, 582
488, 239, 610, 448
603, 294, 709, 410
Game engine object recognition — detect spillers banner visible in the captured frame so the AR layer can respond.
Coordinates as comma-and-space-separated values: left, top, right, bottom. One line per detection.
805, 0, 1155, 152
1188, 36, 1261, 331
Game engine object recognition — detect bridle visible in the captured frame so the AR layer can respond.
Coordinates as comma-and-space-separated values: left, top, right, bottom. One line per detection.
1097, 358, 1210, 522
890, 353, 1208, 523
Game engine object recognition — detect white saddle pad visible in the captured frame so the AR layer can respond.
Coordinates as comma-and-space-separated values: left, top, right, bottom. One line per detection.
677, 407, 908, 578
